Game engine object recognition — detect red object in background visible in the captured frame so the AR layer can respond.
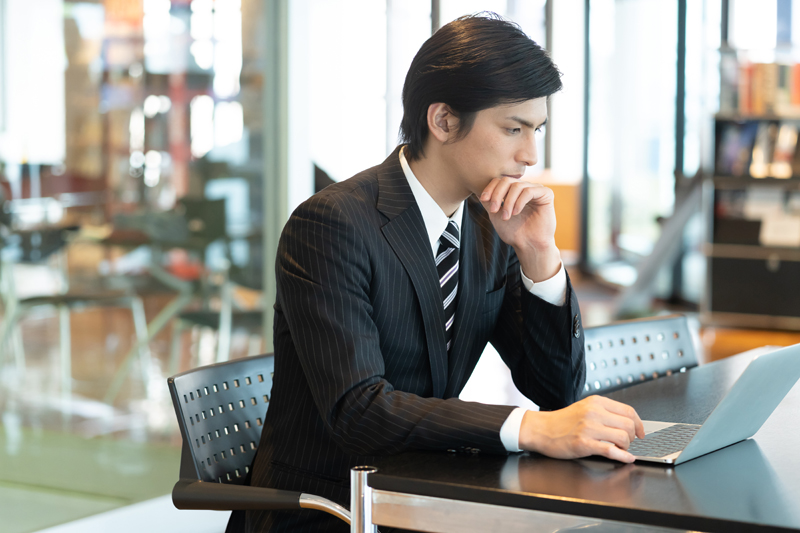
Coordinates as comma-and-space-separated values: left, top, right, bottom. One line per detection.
166, 249, 204, 281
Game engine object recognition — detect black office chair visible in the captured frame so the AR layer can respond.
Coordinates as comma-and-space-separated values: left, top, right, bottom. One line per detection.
581, 314, 699, 398
167, 353, 351, 524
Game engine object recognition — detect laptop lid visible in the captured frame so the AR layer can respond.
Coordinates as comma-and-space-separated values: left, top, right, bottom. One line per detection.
675, 343, 800, 465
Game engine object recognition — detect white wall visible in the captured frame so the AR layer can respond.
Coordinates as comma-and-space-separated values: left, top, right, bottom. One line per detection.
288, 0, 313, 213
548, 0, 585, 185
0, 0, 66, 165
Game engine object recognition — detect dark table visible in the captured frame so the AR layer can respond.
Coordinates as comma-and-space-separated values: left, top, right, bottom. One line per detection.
363, 350, 800, 532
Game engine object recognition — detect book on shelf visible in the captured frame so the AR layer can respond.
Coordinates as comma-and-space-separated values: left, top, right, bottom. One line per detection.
716, 121, 759, 176
793, 64, 800, 107
751, 63, 778, 115
737, 62, 753, 115
775, 64, 793, 115
749, 122, 778, 178
716, 119, 800, 179
723, 59, 800, 117
771, 123, 798, 178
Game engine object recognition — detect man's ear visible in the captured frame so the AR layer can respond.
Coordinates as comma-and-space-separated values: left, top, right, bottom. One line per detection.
426, 103, 458, 143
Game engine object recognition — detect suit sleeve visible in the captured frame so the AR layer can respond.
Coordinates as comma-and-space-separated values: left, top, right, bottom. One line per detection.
488, 250, 586, 411
277, 194, 515, 455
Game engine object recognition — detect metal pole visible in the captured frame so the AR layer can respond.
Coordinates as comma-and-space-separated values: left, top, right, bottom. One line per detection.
262, 0, 290, 353
350, 466, 378, 533
0, 0, 6, 132
579, 0, 591, 272
431, 0, 440, 33
720, 0, 729, 46
670, 0, 687, 303
544, 0, 553, 169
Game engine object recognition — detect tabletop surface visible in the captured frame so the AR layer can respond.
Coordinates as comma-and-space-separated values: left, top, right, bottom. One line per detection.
370, 350, 800, 532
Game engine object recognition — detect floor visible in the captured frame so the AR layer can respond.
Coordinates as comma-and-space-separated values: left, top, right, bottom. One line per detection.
2, 263, 800, 532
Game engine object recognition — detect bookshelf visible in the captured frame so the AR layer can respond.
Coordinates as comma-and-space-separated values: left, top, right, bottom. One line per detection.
703, 55, 800, 330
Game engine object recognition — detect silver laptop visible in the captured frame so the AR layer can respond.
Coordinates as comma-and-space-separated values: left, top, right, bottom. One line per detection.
628, 343, 800, 465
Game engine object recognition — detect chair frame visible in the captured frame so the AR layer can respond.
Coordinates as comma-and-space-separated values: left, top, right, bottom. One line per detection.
581, 313, 699, 398
167, 353, 350, 524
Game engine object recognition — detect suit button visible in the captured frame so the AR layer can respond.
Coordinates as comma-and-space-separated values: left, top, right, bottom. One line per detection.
573, 314, 581, 338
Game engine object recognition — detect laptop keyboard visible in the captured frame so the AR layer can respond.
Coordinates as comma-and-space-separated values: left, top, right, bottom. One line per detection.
628, 423, 701, 458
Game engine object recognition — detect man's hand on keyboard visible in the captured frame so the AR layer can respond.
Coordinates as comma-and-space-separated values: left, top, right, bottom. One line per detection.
519, 396, 645, 463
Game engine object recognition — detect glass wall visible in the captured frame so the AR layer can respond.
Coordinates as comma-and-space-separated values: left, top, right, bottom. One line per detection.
308, 0, 548, 183
586, 0, 678, 280
0, 0, 269, 429
0, 3, 272, 529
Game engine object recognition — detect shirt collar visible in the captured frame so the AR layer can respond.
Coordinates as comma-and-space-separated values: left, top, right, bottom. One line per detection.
399, 147, 464, 254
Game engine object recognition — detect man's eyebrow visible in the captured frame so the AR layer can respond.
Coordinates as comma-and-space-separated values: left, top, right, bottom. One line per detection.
508, 116, 547, 129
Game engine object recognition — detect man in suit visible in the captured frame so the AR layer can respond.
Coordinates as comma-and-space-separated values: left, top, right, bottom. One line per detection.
241, 13, 644, 533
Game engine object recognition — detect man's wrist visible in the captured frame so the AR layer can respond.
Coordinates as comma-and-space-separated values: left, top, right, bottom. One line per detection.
516, 242, 562, 283
519, 409, 548, 453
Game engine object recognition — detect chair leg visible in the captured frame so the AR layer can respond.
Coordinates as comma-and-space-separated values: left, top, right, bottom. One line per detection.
0, 273, 20, 371
104, 291, 193, 405
12, 323, 26, 376
169, 318, 186, 376
59, 305, 71, 397
0, 309, 18, 371
247, 334, 261, 358
216, 281, 233, 363
198, 327, 216, 367
130, 296, 153, 398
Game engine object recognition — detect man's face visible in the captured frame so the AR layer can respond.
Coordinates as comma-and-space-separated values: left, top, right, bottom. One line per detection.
442, 97, 548, 197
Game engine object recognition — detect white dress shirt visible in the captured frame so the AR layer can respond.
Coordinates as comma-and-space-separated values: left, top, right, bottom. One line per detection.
399, 148, 567, 452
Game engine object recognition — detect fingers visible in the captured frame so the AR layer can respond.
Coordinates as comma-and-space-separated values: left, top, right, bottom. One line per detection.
503, 185, 541, 220
480, 179, 501, 205
593, 397, 645, 440
602, 410, 638, 444
480, 178, 549, 220
595, 441, 636, 464
480, 178, 513, 215
593, 425, 632, 451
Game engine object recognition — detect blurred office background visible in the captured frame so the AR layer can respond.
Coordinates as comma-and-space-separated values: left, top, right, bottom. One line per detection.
3, 0, 800, 531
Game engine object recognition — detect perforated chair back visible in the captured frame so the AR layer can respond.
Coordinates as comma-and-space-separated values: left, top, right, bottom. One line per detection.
582, 314, 698, 398
168, 353, 273, 484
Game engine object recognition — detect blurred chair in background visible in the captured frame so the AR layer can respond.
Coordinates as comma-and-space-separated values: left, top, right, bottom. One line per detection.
104, 198, 231, 404
168, 259, 264, 375
0, 218, 152, 399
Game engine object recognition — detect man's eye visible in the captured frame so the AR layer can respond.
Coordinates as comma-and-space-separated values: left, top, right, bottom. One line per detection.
507, 128, 521, 134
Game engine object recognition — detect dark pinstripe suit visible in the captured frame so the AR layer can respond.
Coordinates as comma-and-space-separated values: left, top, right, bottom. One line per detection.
241, 146, 585, 532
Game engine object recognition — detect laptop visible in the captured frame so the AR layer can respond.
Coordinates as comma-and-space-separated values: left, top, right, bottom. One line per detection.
628, 343, 800, 465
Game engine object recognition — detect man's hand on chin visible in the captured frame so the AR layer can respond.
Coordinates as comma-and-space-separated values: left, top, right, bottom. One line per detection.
479, 176, 561, 282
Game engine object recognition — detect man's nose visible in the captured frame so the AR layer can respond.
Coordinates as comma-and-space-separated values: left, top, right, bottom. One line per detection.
517, 136, 538, 167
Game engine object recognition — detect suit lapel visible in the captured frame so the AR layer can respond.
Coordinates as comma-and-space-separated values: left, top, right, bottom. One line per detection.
444, 200, 488, 398
377, 148, 448, 399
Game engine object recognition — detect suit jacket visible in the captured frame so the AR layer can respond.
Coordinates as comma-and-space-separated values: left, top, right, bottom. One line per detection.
242, 146, 585, 532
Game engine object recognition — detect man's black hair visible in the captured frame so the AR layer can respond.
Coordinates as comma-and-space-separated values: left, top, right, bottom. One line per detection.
400, 12, 562, 161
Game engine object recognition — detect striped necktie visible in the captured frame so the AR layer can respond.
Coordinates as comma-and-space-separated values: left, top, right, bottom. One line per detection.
436, 221, 460, 352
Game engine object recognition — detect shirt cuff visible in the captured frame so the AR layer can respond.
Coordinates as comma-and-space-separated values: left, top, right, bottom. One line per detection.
520, 261, 567, 307
499, 407, 528, 452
